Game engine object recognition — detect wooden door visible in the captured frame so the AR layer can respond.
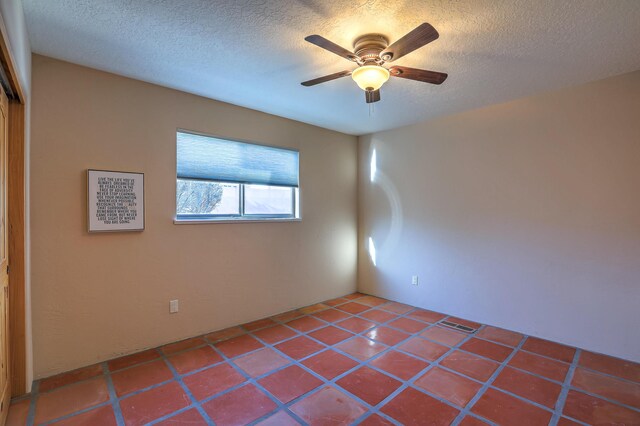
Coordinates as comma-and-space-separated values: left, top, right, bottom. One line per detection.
0, 83, 9, 424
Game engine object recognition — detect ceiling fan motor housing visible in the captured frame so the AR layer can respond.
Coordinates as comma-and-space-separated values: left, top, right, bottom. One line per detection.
353, 34, 389, 65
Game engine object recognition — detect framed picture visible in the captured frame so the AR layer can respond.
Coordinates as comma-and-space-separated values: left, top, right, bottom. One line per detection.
87, 169, 145, 232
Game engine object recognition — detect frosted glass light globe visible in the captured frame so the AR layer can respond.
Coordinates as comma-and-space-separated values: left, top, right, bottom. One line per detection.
351, 65, 390, 91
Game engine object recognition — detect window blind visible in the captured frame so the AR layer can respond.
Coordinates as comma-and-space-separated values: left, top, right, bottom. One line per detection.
177, 131, 299, 187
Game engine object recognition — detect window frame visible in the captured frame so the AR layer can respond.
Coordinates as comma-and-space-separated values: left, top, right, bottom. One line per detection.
174, 130, 301, 224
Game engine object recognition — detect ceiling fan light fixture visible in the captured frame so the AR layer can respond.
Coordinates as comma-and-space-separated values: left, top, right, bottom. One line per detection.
301, 24, 446, 104
351, 65, 390, 91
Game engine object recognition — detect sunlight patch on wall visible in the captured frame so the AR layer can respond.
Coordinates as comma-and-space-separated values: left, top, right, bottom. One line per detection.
368, 236, 377, 266
370, 149, 377, 182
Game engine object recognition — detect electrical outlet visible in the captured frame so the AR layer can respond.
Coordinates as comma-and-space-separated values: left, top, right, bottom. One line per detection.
411, 275, 419, 286
170, 299, 179, 313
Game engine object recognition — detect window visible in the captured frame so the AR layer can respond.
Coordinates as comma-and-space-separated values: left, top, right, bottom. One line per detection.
176, 131, 299, 221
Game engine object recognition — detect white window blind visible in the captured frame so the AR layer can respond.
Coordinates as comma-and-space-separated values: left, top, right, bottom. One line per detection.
177, 131, 299, 187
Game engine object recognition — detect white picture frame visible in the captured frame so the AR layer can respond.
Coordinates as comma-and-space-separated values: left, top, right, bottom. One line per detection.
87, 169, 145, 232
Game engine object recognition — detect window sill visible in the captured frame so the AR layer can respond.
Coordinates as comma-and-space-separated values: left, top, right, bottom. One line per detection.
173, 217, 301, 225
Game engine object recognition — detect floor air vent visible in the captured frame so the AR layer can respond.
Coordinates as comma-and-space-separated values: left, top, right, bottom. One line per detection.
439, 320, 477, 333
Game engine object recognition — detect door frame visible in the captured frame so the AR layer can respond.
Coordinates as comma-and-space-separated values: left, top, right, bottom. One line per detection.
0, 18, 27, 396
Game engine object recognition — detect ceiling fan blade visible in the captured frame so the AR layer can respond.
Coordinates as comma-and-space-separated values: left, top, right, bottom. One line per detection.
365, 89, 381, 103
381, 23, 439, 62
389, 66, 447, 84
301, 70, 352, 87
305, 35, 360, 62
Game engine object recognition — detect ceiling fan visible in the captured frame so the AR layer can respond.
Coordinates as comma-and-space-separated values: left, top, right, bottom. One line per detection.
301, 23, 447, 103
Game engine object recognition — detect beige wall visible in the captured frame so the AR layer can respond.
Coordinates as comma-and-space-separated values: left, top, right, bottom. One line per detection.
31, 55, 358, 378
359, 71, 640, 362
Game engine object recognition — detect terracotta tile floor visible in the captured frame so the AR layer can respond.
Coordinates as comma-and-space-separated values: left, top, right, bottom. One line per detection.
8, 293, 640, 425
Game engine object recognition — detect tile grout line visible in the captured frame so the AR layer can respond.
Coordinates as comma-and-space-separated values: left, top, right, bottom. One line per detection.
256, 304, 486, 425
391, 342, 640, 415
339, 307, 640, 416
228, 300, 414, 425
236, 311, 385, 425
158, 347, 216, 425
204, 328, 312, 425
168, 316, 332, 424
37, 361, 161, 425
297, 307, 426, 425
111, 328, 321, 424
102, 362, 126, 426
298, 303, 440, 425
24, 381, 38, 426
350, 322, 487, 426
335, 313, 448, 425
368, 317, 560, 424
450, 334, 528, 425
550, 348, 588, 426
324, 310, 552, 424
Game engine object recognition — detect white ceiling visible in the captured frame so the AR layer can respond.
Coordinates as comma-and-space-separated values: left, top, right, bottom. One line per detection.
23, 0, 640, 135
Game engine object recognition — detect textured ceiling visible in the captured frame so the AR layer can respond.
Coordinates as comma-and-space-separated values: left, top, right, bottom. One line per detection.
23, 0, 640, 135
